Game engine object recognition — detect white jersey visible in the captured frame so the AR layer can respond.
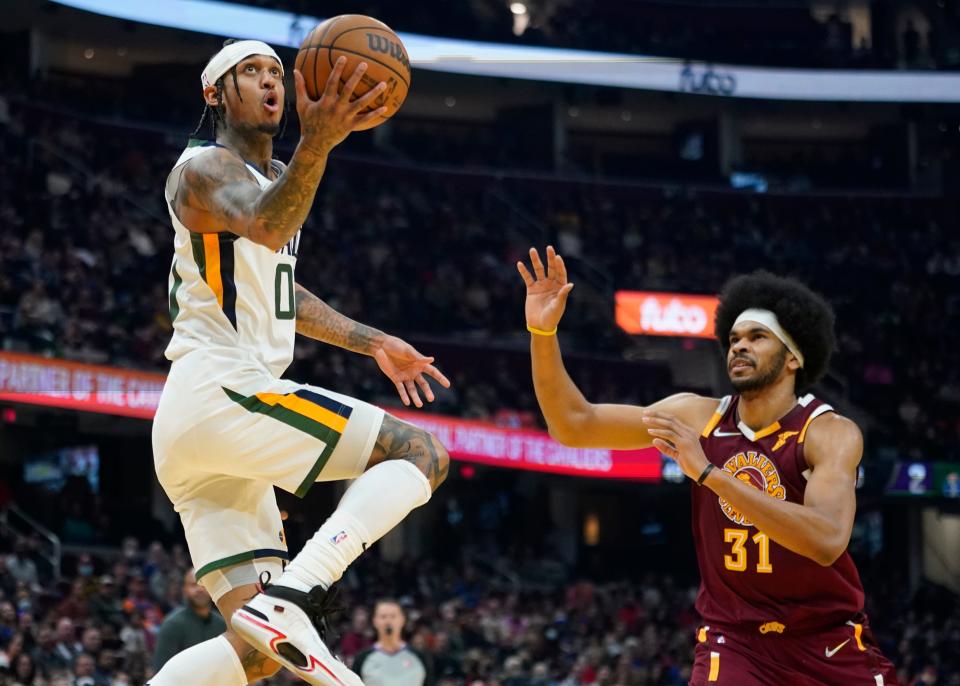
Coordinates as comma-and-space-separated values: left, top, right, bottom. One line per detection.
163, 141, 300, 377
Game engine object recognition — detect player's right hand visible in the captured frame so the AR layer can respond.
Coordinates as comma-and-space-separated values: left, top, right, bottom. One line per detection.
294, 58, 388, 154
517, 246, 575, 333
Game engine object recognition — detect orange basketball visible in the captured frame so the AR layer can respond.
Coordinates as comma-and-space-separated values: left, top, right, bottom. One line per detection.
295, 15, 411, 131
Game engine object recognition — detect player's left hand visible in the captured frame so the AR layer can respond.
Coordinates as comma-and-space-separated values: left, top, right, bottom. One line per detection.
642, 411, 711, 481
373, 336, 451, 408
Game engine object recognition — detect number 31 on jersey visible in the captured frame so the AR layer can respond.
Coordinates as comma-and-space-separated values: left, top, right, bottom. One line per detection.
724, 528, 773, 574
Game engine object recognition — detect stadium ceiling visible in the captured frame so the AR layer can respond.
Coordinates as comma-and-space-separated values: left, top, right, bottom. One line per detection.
51, 0, 960, 103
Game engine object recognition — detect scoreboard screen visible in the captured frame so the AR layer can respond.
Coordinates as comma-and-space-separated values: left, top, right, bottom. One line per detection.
886, 461, 960, 498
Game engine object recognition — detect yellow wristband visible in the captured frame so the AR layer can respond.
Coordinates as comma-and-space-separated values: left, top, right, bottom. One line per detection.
527, 324, 558, 336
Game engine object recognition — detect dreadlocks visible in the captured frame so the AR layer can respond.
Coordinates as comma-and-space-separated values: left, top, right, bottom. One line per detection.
191, 38, 286, 140
192, 40, 243, 138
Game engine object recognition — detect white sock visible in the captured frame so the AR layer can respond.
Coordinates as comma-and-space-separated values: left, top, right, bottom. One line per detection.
147, 635, 246, 686
278, 460, 432, 592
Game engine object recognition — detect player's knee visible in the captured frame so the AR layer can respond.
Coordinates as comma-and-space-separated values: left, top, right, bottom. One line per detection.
405, 428, 449, 491
427, 432, 450, 490
374, 416, 449, 490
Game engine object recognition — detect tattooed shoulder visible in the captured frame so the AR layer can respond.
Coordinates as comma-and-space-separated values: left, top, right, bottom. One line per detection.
175, 147, 257, 216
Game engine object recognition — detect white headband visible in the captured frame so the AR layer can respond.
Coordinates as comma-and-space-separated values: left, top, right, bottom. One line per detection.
201, 40, 283, 89
732, 308, 805, 369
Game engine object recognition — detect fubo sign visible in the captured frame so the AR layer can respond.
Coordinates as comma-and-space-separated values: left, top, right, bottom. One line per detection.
615, 291, 719, 338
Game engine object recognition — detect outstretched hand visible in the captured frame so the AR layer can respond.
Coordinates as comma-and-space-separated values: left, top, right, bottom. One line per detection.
517, 246, 575, 332
373, 335, 451, 408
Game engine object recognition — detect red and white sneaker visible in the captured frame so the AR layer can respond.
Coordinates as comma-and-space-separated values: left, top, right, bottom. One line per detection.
232, 583, 362, 686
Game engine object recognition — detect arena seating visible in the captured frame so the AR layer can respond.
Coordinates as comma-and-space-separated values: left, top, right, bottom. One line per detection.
0, 537, 955, 685
1, 100, 956, 462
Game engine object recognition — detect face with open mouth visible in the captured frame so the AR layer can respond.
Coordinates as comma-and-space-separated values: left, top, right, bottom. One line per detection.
214, 54, 285, 135
262, 89, 280, 115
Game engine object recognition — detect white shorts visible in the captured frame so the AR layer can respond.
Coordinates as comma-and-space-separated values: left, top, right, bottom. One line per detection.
152, 348, 384, 601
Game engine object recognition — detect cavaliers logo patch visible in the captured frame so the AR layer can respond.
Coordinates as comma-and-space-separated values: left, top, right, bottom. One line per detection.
718, 451, 786, 526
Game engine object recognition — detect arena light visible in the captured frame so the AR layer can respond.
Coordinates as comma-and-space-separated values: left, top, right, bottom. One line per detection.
49, 0, 960, 102
508, 1, 529, 36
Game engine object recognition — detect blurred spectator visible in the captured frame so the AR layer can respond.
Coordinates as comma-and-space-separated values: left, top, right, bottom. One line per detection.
73, 652, 104, 686
152, 569, 225, 671
5, 540, 39, 590
80, 626, 102, 660
89, 577, 125, 629
12, 651, 37, 685
53, 617, 81, 665
57, 580, 91, 623
340, 606, 373, 662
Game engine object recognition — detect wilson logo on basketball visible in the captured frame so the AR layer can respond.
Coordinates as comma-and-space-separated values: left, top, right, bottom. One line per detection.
366, 34, 410, 71
718, 451, 786, 526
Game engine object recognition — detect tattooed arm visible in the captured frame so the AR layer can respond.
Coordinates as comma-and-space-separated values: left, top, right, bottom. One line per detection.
172, 144, 327, 252
294, 283, 452, 407
171, 61, 389, 251
293, 283, 384, 354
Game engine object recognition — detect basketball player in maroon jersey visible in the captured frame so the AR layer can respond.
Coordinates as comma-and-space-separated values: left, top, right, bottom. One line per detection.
517, 246, 898, 686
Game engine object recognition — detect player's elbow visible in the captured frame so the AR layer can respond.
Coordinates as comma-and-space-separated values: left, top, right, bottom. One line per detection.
547, 422, 580, 447
257, 231, 287, 253
546, 404, 603, 447
812, 539, 846, 567
247, 219, 287, 252
812, 550, 838, 567
547, 415, 591, 447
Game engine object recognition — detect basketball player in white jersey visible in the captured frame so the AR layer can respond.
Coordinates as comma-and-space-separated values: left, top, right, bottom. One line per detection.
149, 40, 451, 686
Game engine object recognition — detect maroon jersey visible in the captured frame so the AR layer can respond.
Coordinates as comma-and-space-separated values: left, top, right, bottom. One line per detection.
692, 394, 865, 634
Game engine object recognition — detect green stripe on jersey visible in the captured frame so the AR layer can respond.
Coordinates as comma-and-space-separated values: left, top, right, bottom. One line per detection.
194, 548, 289, 581
190, 232, 207, 283
222, 387, 344, 497
169, 262, 183, 323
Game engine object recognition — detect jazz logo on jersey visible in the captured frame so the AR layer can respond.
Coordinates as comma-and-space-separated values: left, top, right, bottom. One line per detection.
718, 451, 786, 526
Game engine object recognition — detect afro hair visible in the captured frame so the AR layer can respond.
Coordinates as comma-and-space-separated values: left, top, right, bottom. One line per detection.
714, 271, 836, 393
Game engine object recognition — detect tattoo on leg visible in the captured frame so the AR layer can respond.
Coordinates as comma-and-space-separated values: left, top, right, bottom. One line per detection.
370, 416, 449, 489
240, 647, 281, 679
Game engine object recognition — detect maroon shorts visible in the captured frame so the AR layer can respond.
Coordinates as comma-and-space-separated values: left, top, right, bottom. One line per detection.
689, 617, 899, 686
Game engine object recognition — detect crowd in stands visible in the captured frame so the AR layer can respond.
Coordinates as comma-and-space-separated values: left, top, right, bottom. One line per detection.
0, 535, 956, 686
0, 98, 957, 460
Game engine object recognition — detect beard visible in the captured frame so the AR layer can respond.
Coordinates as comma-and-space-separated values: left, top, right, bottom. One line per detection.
226, 113, 281, 138
256, 121, 282, 136
730, 346, 787, 393
237, 119, 281, 136
187, 595, 205, 609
